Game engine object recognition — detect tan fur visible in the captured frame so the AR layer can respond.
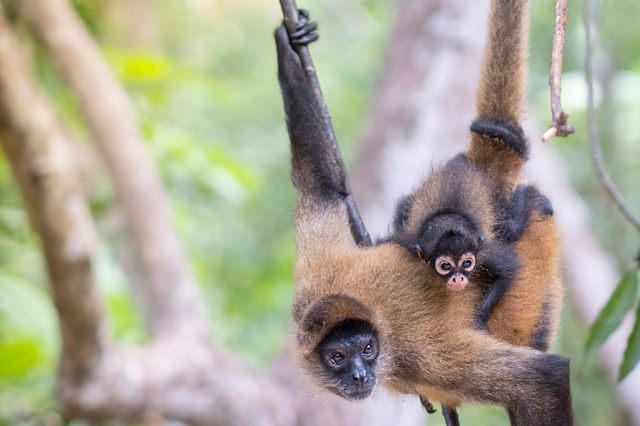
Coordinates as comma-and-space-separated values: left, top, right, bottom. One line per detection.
403, 164, 497, 240
475, 0, 529, 121
468, 0, 530, 194
467, 138, 526, 195
487, 211, 563, 346
292, 202, 564, 410
288, 0, 569, 417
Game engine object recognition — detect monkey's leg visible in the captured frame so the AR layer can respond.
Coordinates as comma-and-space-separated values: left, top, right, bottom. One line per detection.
500, 185, 553, 243
442, 405, 460, 426
474, 242, 519, 330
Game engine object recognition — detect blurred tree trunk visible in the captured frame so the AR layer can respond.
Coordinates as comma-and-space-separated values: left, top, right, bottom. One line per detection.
3, 0, 636, 424
351, 0, 639, 424
99, 0, 159, 50
2, 0, 424, 424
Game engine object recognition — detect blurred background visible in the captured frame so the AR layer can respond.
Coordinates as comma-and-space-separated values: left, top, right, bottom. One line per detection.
0, 0, 639, 424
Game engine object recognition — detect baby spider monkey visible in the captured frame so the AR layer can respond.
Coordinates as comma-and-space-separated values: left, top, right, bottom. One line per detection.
393, 157, 553, 330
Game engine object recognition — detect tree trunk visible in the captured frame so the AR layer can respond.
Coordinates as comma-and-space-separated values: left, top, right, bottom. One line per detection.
19, 0, 207, 339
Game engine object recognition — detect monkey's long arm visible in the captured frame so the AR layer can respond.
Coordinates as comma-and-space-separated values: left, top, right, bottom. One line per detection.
500, 185, 554, 243
474, 241, 519, 329
275, 20, 371, 247
411, 328, 573, 426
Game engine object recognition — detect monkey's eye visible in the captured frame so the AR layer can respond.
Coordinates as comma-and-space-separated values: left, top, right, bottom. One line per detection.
363, 343, 373, 355
435, 256, 455, 275
362, 340, 377, 360
329, 352, 345, 365
460, 254, 476, 271
436, 262, 452, 275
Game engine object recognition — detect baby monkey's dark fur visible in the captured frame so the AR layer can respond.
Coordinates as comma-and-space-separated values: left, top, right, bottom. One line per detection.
392, 156, 550, 331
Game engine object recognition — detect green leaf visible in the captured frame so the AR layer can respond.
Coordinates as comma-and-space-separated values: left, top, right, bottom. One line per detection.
620, 298, 640, 381
585, 268, 640, 357
0, 340, 42, 380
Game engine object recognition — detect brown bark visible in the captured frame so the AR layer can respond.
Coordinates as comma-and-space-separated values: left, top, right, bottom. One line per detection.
18, 0, 207, 338
542, 0, 574, 141
0, 5, 106, 382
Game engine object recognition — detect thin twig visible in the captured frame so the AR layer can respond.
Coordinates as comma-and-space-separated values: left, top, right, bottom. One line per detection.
543, 0, 575, 141
584, 0, 640, 233
277, 0, 372, 246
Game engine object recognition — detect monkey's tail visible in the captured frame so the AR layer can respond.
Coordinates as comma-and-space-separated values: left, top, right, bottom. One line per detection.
467, 0, 530, 194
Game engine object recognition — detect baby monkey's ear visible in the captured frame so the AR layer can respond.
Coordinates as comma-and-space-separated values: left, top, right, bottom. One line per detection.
412, 244, 425, 261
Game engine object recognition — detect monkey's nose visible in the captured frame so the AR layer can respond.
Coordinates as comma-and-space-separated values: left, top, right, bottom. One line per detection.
352, 362, 368, 383
447, 274, 468, 292
352, 370, 367, 383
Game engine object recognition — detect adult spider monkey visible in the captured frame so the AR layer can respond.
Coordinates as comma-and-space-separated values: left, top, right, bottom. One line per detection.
275, 0, 571, 424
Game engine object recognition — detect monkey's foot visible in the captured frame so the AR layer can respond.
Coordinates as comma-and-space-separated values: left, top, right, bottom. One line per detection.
290, 9, 318, 46
501, 185, 554, 243
532, 190, 553, 217
420, 396, 437, 414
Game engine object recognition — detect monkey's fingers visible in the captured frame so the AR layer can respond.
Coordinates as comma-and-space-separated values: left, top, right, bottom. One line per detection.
420, 396, 437, 414
291, 22, 318, 46
298, 8, 311, 20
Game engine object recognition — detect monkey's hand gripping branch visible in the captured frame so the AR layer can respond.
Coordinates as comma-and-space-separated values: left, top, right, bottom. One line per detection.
276, 1, 372, 246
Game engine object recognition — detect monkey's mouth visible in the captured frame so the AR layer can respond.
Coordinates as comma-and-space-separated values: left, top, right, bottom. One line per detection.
446, 280, 467, 292
329, 382, 376, 400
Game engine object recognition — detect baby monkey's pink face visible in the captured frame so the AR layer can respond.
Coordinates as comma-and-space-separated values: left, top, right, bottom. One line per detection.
434, 252, 476, 292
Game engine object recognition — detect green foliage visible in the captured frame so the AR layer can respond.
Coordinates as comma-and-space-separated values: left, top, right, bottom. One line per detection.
585, 268, 640, 357
620, 270, 640, 380
0, 0, 634, 422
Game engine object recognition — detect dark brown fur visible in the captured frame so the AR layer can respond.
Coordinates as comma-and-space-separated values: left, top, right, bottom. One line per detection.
387, 0, 565, 420
393, 0, 561, 352
275, 0, 572, 423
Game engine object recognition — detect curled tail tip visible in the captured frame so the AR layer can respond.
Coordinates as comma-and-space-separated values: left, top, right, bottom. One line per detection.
470, 118, 530, 160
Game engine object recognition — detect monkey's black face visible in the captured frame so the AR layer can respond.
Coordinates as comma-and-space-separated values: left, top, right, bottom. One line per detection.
316, 320, 379, 400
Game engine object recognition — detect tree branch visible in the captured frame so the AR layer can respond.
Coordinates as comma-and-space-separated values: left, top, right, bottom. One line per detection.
17, 0, 210, 338
0, 4, 106, 382
542, 0, 575, 141
583, 0, 640, 233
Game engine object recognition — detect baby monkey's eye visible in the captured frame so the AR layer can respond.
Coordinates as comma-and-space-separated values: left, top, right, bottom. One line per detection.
363, 344, 373, 355
459, 254, 476, 271
435, 256, 455, 274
